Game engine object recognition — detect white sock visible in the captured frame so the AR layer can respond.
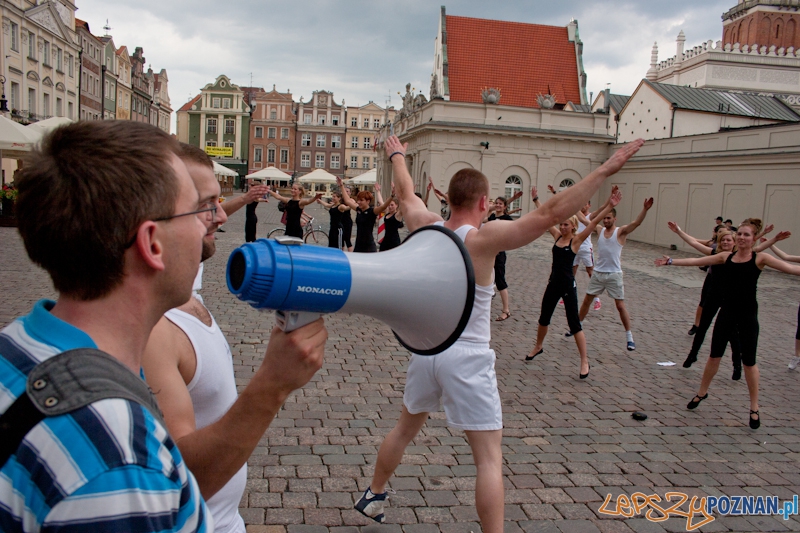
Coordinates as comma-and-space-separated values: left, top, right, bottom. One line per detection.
626, 331, 633, 343
594, 297, 600, 302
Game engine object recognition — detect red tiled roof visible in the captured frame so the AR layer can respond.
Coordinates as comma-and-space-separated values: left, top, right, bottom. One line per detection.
445, 15, 582, 108
179, 94, 201, 112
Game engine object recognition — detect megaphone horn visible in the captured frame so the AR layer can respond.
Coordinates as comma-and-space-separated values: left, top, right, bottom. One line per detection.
227, 225, 475, 355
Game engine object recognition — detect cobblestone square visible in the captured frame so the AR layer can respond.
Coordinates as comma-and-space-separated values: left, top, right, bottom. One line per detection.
3, 195, 799, 533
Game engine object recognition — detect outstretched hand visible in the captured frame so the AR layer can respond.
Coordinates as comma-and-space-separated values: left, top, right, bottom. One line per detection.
601, 138, 645, 176
608, 189, 622, 207
531, 186, 538, 200
775, 230, 792, 242
245, 184, 270, 203
313, 192, 323, 201
667, 221, 680, 234
384, 135, 408, 159
374, 183, 381, 193
547, 184, 557, 195
643, 197, 654, 210
763, 224, 774, 236
654, 255, 670, 267
335, 176, 344, 189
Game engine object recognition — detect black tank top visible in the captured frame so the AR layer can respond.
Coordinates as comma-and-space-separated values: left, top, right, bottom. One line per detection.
722, 252, 761, 313
550, 238, 576, 284
379, 214, 404, 251
328, 205, 343, 231
284, 200, 303, 238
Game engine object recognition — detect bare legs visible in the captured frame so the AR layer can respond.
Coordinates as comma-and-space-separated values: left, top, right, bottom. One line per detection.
615, 299, 632, 331
743, 365, 759, 415
693, 358, 759, 423
528, 325, 588, 375
370, 407, 504, 533
498, 288, 510, 317
693, 305, 703, 328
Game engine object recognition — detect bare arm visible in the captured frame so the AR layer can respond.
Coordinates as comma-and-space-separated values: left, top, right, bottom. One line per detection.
667, 221, 713, 255
619, 197, 654, 237
298, 192, 323, 208
266, 187, 291, 203
754, 231, 790, 253
472, 140, 646, 254
221, 185, 270, 216
760, 253, 800, 275
385, 137, 443, 231
754, 224, 773, 242
372, 192, 393, 215
316, 197, 334, 208
654, 252, 728, 267
374, 183, 384, 206
573, 189, 621, 251
424, 180, 432, 205
770, 244, 800, 263
143, 318, 327, 500
336, 177, 359, 210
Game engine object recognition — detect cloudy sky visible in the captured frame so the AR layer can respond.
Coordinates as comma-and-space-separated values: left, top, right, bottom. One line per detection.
76, 0, 735, 131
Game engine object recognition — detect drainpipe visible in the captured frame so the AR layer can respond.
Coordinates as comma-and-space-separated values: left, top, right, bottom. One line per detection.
100, 64, 106, 119
77, 49, 82, 119
670, 103, 678, 138
614, 114, 620, 144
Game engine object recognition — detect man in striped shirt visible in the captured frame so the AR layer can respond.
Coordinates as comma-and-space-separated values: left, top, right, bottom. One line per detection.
0, 121, 213, 532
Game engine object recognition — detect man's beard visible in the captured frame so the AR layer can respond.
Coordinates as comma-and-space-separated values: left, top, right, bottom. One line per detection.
201, 239, 216, 262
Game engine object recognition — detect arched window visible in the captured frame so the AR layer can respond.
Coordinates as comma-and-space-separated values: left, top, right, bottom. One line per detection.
505, 175, 522, 215
559, 178, 575, 190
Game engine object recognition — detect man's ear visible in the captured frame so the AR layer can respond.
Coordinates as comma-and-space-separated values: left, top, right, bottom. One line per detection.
479, 195, 489, 212
133, 221, 167, 272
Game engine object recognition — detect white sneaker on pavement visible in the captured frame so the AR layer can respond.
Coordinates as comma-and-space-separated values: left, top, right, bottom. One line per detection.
789, 357, 800, 370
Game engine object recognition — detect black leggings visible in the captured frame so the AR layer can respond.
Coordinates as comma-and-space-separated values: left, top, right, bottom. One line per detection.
245, 217, 257, 243
796, 304, 800, 341
494, 252, 508, 291
539, 280, 582, 335
690, 295, 741, 367
710, 308, 758, 367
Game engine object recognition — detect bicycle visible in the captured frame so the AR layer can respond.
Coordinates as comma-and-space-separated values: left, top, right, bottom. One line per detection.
267, 212, 328, 245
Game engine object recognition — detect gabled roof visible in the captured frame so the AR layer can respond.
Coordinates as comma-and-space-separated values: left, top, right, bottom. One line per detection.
608, 94, 630, 113
445, 15, 582, 108
179, 94, 201, 112
645, 81, 800, 122
566, 103, 592, 113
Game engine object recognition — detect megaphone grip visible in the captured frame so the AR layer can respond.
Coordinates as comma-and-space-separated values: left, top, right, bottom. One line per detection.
276, 311, 323, 332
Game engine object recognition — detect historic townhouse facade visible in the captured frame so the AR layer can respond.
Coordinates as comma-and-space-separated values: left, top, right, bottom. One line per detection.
295, 90, 345, 178
114, 45, 131, 120
76, 18, 101, 120
147, 67, 171, 132
1, 0, 80, 122
249, 85, 295, 174
176, 74, 250, 175
345, 101, 394, 178
130, 46, 151, 123
99, 35, 116, 119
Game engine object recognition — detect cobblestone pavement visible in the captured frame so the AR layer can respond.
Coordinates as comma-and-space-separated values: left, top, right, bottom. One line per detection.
2, 194, 800, 533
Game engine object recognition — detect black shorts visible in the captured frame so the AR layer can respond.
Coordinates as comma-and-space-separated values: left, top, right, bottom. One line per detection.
710, 308, 758, 367
494, 252, 508, 291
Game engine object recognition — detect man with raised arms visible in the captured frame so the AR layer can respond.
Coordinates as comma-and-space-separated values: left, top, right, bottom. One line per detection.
353, 134, 644, 533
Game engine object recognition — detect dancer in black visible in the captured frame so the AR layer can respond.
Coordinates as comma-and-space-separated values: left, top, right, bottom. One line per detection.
341, 185, 354, 251
338, 177, 392, 253
266, 183, 321, 239
317, 191, 350, 249
245, 200, 259, 242
768, 245, 800, 370
526, 188, 622, 378
486, 191, 524, 321
379, 198, 404, 251
656, 223, 796, 429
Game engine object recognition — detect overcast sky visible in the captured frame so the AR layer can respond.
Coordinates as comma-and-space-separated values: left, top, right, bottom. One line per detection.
76, 0, 735, 132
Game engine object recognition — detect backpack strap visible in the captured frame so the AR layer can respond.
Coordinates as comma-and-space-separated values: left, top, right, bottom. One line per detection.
0, 348, 164, 468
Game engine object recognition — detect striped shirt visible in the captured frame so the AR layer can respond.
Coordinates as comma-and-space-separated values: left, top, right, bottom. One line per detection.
0, 300, 213, 533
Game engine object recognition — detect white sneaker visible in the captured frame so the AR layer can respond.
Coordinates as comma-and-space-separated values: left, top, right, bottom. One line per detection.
789, 357, 800, 370
593, 299, 602, 311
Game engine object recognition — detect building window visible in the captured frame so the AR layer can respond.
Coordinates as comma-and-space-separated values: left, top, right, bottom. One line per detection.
318, 115, 326, 125
301, 133, 311, 146
68, 101, 73, 119
558, 178, 575, 189
94, 79, 99, 97
270, 110, 276, 119
280, 149, 288, 164
373, 157, 377, 169
28, 32, 35, 59
212, 97, 220, 108
222, 98, 231, 109
268, 148, 275, 163
331, 135, 341, 148
315, 153, 325, 168
28, 88, 35, 113
255, 126, 263, 138
316, 134, 326, 147
10, 22, 19, 52
10, 82, 19, 111
304, 114, 311, 124
332, 116, 339, 126
57, 48, 62, 71
268, 127, 276, 138
225, 119, 235, 134
362, 156, 370, 169
42, 93, 50, 116
363, 137, 371, 149
350, 155, 358, 168
300, 153, 310, 167
223, 141, 234, 153
350, 117, 357, 127
254, 146, 263, 162
331, 154, 340, 169
351, 136, 358, 148
206, 141, 217, 147
363, 118, 369, 128
207, 118, 217, 134
42, 41, 50, 66
68, 54, 74, 77
505, 176, 523, 214
281, 128, 289, 139
374, 119, 381, 128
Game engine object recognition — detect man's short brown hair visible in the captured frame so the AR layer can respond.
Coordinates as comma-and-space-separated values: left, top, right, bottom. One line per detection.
177, 142, 213, 170
447, 169, 489, 209
16, 121, 181, 300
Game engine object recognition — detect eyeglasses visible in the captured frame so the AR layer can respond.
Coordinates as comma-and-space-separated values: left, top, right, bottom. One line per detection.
123, 206, 217, 249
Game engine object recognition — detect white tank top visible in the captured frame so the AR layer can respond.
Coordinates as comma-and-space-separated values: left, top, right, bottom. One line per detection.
435, 222, 492, 344
576, 221, 592, 252
165, 305, 247, 533
595, 227, 623, 273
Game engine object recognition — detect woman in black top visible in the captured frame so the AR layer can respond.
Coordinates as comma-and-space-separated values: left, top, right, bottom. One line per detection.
266, 183, 321, 239
526, 189, 621, 379
338, 178, 392, 253
656, 223, 797, 429
317, 191, 351, 249
379, 198, 404, 251
486, 193, 523, 321
244, 200, 259, 242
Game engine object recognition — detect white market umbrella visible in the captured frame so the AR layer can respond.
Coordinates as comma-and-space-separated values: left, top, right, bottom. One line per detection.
297, 168, 338, 184
247, 166, 291, 182
213, 161, 237, 177
26, 117, 74, 140
0, 115, 38, 151
348, 169, 377, 186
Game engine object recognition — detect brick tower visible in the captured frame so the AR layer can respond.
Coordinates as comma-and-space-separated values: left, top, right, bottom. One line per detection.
722, 0, 800, 50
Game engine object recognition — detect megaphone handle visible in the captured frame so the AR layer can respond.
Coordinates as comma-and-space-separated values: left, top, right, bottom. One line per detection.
275, 310, 323, 332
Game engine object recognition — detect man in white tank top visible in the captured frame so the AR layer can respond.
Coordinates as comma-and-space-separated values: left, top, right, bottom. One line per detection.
353, 135, 644, 533
143, 145, 327, 533
578, 197, 654, 351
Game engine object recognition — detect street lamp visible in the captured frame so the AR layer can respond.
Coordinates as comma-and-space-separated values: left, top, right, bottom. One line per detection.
0, 75, 8, 113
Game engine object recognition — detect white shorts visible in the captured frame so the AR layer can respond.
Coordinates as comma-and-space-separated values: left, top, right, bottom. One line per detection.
586, 271, 624, 300
404, 341, 503, 431
573, 246, 594, 268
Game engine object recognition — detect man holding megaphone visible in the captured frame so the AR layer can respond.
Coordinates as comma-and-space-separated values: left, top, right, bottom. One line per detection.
355, 135, 645, 532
